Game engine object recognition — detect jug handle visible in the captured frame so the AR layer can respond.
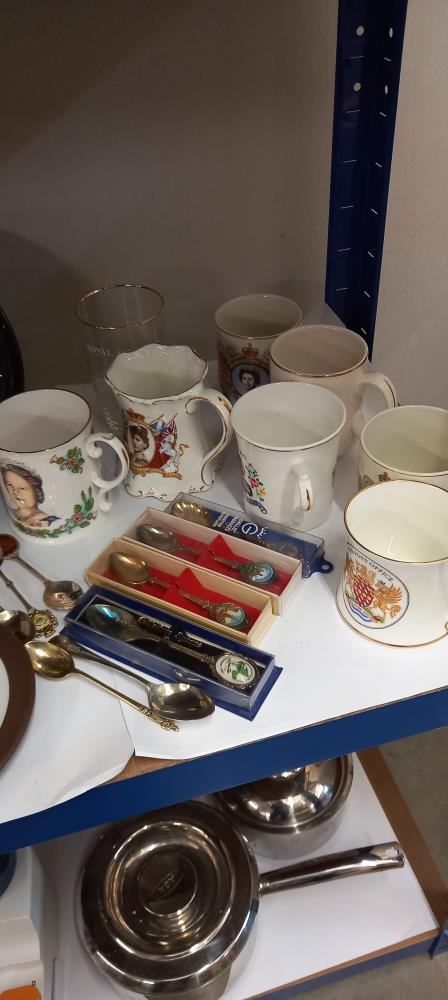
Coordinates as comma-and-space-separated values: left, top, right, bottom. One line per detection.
185, 389, 233, 487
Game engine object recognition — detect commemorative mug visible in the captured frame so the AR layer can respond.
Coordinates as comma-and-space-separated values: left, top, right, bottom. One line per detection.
359, 405, 448, 491
230, 382, 346, 531
269, 324, 397, 456
215, 293, 302, 403
337, 479, 448, 646
106, 344, 232, 500
0, 389, 129, 543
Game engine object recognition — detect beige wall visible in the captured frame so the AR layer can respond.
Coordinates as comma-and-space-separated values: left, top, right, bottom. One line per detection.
0, 0, 337, 389
374, 0, 448, 405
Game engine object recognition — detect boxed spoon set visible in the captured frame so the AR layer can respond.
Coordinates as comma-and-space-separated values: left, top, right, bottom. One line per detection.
62, 585, 281, 719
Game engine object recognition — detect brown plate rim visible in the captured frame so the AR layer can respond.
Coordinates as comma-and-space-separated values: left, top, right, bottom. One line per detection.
0, 623, 35, 772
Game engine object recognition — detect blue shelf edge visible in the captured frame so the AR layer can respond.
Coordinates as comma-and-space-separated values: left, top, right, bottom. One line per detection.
2, 683, 448, 852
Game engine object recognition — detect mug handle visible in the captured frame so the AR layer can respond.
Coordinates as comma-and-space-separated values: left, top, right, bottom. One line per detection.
292, 462, 313, 517
185, 388, 233, 487
352, 373, 398, 437
86, 433, 130, 512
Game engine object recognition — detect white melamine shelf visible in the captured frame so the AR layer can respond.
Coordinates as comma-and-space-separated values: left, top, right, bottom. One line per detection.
37, 756, 440, 1000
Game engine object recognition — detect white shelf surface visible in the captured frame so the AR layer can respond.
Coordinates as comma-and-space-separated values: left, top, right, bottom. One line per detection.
38, 757, 438, 1000
2, 419, 448, 820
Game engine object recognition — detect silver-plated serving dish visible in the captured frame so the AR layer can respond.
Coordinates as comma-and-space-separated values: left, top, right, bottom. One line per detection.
217, 755, 354, 858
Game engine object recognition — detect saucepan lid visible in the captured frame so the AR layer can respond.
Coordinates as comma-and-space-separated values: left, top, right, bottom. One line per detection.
218, 756, 353, 834
79, 801, 259, 996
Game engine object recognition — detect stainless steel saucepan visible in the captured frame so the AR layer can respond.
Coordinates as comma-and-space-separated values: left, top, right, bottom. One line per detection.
79, 801, 404, 1000
217, 755, 354, 859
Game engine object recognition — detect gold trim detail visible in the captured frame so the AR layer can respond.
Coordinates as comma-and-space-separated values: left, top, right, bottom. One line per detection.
344, 479, 448, 564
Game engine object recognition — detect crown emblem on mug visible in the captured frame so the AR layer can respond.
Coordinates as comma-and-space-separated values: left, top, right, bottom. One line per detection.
241, 344, 259, 361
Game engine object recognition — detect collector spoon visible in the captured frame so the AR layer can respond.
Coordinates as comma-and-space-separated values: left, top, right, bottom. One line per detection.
26, 640, 178, 731
50, 634, 214, 721
111, 552, 251, 631
0, 551, 58, 638
210, 553, 277, 586
0, 606, 36, 641
87, 603, 258, 690
0, 533, 83, 610
137, 524, 200, 557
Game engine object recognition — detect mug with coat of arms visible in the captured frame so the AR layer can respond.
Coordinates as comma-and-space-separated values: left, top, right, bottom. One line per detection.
215, 293, 302, 404
337, 479, 448, 646
106, 344, 233, 500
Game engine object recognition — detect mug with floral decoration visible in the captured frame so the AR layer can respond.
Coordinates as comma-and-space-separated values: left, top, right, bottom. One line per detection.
337, 479, 448, 646
0, 389, 128, 543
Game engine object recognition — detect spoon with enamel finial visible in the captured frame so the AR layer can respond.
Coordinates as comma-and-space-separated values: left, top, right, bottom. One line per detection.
0, 533, 83, 611
110, 552, 251, 631
137, 524, 200, 557
0, 550, 58, 637
50, 634, 214, 720
26, 640, 179, 731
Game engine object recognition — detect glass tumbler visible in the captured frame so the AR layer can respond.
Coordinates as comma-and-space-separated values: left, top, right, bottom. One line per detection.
76, 283, 164, 433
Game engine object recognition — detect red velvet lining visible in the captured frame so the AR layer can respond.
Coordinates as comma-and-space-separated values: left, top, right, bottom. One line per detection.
103, 564, 259, 632
197, 534, 289, 594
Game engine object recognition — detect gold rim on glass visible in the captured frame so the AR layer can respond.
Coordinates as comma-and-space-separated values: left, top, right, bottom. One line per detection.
75, 283, 164, 331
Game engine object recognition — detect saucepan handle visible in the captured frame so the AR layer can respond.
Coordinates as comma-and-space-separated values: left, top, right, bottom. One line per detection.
259, 841, 404, 896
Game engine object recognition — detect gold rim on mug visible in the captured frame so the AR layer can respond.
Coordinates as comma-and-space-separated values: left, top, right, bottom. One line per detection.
75, 283, 165, 331
0, 389, 93, 455
344, 479, 448, 565
361, 404, 448, 477
215, 295, 302, 340
335, 589, 448, 648
269, 324, 369, 378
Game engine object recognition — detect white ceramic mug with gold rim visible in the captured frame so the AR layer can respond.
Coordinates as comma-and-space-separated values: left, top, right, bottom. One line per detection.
337, 479, 448, 647
359, 405, 448, 491
269, 324, 398, 456
215, 293, 302, 404
230, 381, 346, 531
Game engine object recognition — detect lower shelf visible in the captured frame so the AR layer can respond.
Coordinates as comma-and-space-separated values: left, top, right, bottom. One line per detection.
37, 750, 446, 1000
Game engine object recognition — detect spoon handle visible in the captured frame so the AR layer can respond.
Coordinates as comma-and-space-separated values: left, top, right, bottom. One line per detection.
15, 554, 48, 586
0, 569, 32, 611
73, 666, 178, 731
60, 641, 154, 701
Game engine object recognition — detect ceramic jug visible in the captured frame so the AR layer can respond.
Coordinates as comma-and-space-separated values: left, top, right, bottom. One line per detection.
106, 345, 233, 500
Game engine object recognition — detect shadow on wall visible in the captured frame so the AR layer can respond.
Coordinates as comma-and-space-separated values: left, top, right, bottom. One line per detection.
0, 230, 90, 389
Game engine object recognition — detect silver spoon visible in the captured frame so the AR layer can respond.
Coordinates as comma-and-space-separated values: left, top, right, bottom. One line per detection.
0, 606, 35, 641
0, 551, 58, 638
26, 640, 178, 731
111, 552, 250, 630
137, 524, 200, 557
85, 602, 167, 643
0, 533, 83, 610
50, 634, 214, 721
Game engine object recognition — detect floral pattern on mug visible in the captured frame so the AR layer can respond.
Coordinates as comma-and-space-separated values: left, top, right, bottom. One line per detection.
241, 457, 267, 514
50, 446, 85, 474
15, 486, 97, 540
343, 542, 408, 629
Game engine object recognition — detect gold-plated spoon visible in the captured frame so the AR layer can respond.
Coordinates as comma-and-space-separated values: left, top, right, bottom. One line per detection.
0, 551, 57, 638
0, 533, 83, 610
26, 640, 178, 731
50, 634, 214, 721
109, 552, 170, 590
111, 551, 250, 631
0, 606, 35, 641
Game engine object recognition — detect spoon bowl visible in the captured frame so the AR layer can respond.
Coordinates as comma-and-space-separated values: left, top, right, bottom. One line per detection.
151, 681, 214, 720
27, 640, 74, 679
0, 533, 83, 610
137, 524, 198, 556
0, 609, 36, 642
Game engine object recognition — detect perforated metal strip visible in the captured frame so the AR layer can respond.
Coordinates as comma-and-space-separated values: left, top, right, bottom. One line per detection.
325, 0, 408, 355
